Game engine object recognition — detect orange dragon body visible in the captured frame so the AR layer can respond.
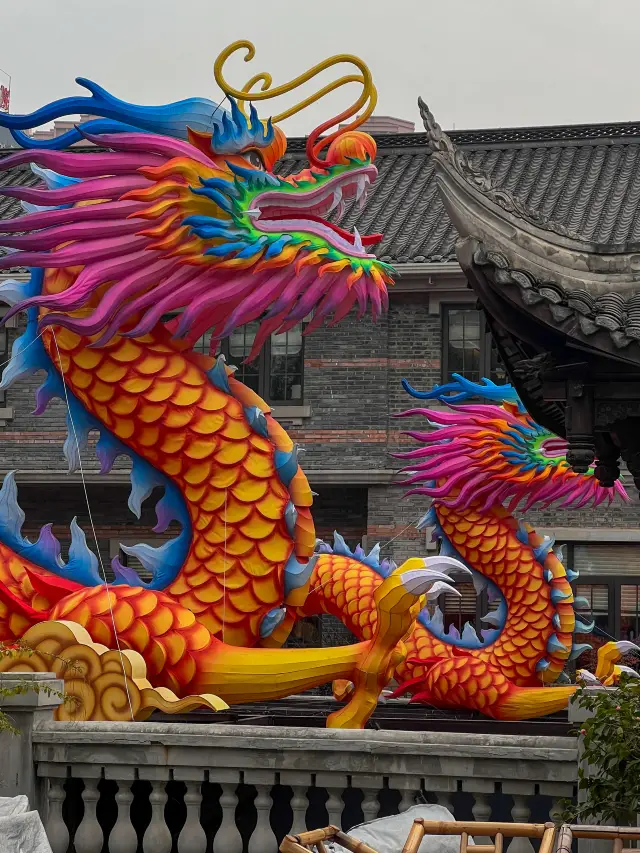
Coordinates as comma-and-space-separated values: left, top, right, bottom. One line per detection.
0, 44, 633, 725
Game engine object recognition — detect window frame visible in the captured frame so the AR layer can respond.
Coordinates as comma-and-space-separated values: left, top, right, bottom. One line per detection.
176, 318, 306, 406
219, 328, 305, 407
441, 302, 497, 385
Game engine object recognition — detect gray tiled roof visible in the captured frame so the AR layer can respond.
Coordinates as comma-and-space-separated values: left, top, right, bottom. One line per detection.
5, 118, 640, 268
283, 120, 640, 264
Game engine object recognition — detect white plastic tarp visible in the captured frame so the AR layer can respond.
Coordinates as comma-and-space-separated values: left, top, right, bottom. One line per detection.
328, 804, 474, 853
0, 796, 53, 853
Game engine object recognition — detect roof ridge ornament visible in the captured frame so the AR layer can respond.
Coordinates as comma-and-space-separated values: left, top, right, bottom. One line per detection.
418, 97, 581, 241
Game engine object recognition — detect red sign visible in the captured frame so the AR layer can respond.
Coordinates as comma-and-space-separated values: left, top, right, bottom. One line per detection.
0, 85, 9, 113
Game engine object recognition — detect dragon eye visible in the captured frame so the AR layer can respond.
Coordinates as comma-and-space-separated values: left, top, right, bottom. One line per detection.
240, 150, 265, 171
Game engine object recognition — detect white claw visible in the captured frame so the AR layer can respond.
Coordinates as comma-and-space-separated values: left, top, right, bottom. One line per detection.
616, 641, 640, 655
423, 556, 472, 577
425, 580, 460, 600
400, 569, 455, 597
353, 226, 364, 253
577, 669, 601, 685
616, 665, 640, 678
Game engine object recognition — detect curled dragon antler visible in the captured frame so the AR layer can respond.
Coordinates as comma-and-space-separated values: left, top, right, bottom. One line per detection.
213, 39, 378, 168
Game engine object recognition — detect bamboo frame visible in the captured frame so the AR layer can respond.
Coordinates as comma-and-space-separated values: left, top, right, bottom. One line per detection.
280, 821, 640, 853
557, 824, 640, 853
279, 820, 557, 853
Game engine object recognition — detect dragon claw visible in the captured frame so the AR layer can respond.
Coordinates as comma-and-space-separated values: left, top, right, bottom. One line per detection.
615, 641, 640, 656
400, 567, 457, 597
577, 669, 601, 685
615, 665, 640, 678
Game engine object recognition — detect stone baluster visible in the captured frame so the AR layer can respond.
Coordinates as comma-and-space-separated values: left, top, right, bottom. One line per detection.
213, 779, 243, 853
435, 789, 456, 819
45, 778, 69, 853
245, 770, 277, 853
470, 783, 493, 846
109, 779, 137, 853
280, 772, 309, 834
316, 773, 346, 831
356, 776, 380, 825
539, 781, 577, 825
509, 792, 535, 853
73, 776, 103, 853
396, 779, 418, 814
142, 779, 172, 853
178, 780, 207, 853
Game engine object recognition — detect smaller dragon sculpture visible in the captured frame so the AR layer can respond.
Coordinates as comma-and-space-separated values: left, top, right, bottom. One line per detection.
300, 375, 639, 719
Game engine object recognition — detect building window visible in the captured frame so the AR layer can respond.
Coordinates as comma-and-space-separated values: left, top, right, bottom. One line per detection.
442, 305, 505, 385
193, 322, 304, 405
620, 585, 640, 643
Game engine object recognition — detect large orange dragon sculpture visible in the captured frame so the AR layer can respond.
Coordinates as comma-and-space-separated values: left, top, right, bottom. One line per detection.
0, 43, 634, 725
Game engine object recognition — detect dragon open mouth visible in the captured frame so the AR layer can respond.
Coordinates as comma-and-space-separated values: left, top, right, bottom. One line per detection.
250, 165, 382, 258
540, 437, 568, 459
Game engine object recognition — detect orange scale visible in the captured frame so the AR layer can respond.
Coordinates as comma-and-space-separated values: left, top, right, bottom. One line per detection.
143, 380, 177, 402
252, 574, 282, 604
177, 591, 212, 614
257, 534, 292, 563
221, 419, 252, 440
186, 566, 213, 587
256, 492, 287, 521
216, 602, 248, 625
147, 605, 175, 636
249, 434, 272, 453
112, 601, 136, 633
181, 363, 206, 387
165, 409, 194, 429
209, 466, 240, 489
161, 632, 188, 666
143, 639, 169, 677
185, 486, 208, 507
183, 462, 213, 486
192, 538, 217, 562
240, 548, 274, 579
88, 619, 113, 647
224, 532, 256, 557
230, 479, 269, 503
158, 355, 186, 379
239, 514, 277, 540
171, 653, 197, 686
184, 439, 215, 461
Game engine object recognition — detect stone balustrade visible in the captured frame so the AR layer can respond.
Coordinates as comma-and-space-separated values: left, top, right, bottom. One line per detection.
32, 719, 578, 853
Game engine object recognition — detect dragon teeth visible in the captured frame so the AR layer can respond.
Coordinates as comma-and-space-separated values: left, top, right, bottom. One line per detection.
356, 174, 369, 202
353, 226, 364, 252
336, 200, 346, 220
328, 188, 343, 214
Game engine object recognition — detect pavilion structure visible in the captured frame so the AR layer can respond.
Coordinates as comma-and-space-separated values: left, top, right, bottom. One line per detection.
422, 98, 640, 494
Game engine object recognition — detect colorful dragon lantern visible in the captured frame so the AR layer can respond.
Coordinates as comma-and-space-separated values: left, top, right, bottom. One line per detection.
0, 43, 633, 725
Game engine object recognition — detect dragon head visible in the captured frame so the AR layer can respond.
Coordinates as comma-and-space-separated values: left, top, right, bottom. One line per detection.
0, 42, 392, 357
394, 375, 628, 512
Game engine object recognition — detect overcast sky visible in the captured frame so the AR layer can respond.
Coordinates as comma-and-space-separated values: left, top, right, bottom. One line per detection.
2, 0, 639, 137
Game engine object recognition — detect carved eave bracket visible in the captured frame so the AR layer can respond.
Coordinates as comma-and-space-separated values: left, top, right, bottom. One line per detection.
419, 97, 640, 364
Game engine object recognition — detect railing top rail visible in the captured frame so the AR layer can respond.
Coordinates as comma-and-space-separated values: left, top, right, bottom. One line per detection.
31, 720, 578, 757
